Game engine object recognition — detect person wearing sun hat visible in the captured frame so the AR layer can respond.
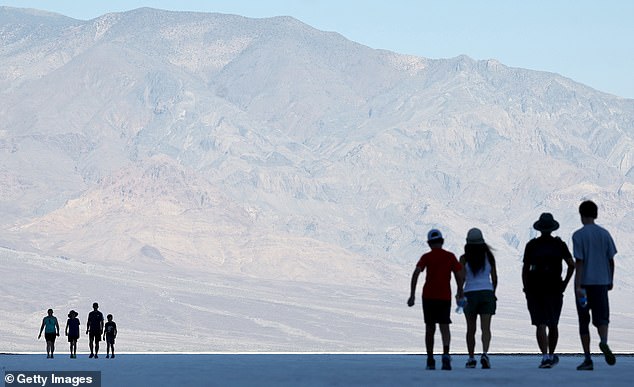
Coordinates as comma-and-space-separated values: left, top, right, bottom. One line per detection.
65, 310, 80, 358
459, 228, 497, 369
408, 228, 464, 371
522, 213, 574, 369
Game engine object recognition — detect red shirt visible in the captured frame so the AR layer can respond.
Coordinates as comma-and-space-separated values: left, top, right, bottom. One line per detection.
416, 247, 462, 301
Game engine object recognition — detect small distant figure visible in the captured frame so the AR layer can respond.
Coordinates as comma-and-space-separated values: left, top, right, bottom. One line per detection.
86, 302, 104, 359
104, 314, 117, 359
522, 213, 574, 369
460, 228, 498, 369
38, 309, 59, 358
572, 200, 618, 370
408, 229, 464, 370
65, 310, 81, 359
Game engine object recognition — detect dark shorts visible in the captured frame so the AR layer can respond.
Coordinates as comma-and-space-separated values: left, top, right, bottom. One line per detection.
68, 335, 79, 343
422, 299, 452, 325
89, 331, 102, 342
526, 291, 563, 326
464, 290, 497, 316
577, 285, 610, 334
106, 335, 115, 345
44, 333, 57, 342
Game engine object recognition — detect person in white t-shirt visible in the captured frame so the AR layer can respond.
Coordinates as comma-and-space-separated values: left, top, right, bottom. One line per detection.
572, 200, 617, 371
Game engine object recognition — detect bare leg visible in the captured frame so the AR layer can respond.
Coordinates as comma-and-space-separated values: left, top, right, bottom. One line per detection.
439, 324, 451, 354
536, 325, 548, 354
465, 313, 477, 357
580, 333, 591, 355
425, 323, 436, 358
480, 314, 492, 354
548, 325, 559, 355
598, 325, 609, 344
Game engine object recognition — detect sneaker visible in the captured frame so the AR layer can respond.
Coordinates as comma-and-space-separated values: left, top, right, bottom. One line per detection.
426, 357, 436, 370
441, 354, 452, 370
539, 358, 552, 369
111, 354, 115, 359
577, 359, 594, 371
466, 358, 477, 368
89, 353, 94, 358
94, 354, 99, 359
106, 355, 110, 359
551, 355, 559, 367
599, 342, 616, 366
481, 354, 491, 369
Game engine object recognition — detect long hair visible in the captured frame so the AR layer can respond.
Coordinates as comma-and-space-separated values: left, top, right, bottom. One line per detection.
464, 243, 495, 275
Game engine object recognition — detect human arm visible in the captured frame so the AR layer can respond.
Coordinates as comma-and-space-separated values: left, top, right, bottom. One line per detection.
456, 256, 466, 300
521, 244, 530, 293
454, 256, 465, 300
489, 256, 498, 293
65, 321, 69, 336
38, 319, 44, 339
408, 267, 421, 307
609, 258, 615, 290
562, 254, 575, 292
574, 259, 585, 298
55, 318, 60, 336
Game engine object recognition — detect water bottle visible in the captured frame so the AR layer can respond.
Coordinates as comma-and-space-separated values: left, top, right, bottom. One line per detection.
455, 298, 467, 314
578, 289, 588, 308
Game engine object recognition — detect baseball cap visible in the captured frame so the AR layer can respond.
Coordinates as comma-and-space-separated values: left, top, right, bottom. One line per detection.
427, 229, 443, 242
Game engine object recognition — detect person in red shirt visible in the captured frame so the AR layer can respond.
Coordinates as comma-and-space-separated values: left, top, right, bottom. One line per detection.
408, 229, 464, 370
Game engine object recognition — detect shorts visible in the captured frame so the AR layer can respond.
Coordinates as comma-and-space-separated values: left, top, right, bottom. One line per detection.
577, 285, 610, 334
526, 291, 563, 326
68, 335, 79, 343
106, 335, 115, 345
422, 299, 452, 325
89, 331, 102, 342
44, 333, 57, 342
464, 290, 497, 316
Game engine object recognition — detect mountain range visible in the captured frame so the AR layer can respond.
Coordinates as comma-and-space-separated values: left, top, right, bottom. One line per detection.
1, 6, 632, 352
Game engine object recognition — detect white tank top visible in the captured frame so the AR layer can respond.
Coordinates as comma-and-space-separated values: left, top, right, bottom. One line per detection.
464, 256, 494, 292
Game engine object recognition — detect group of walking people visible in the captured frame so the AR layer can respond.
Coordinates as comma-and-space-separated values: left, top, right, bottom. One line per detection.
408, 200, 618, 370
38, 302, 117, 359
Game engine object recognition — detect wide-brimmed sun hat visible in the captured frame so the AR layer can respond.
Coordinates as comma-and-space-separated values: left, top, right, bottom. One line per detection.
533, 212, 560, 232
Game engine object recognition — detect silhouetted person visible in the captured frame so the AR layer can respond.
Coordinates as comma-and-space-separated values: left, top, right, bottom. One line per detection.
65, 310, 80, 358
460, 228, 498, 369
38, 308, 59, 358
523, 213, 574, 368
573, 200, 617, 370
104, 314, 117, 359
86, 302, 104, 358
408, 229, 464, 370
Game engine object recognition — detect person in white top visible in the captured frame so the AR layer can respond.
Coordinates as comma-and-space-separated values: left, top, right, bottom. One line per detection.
459, 228, 498, 369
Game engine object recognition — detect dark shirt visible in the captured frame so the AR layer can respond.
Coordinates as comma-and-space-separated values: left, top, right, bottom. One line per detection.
67, 317, 80, 337
87, 310, 104, 332
523, 235, 571, 293
104, 321, 117, 337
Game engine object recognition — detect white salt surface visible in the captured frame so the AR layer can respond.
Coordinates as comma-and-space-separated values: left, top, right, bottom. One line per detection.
1, 354, 632, 386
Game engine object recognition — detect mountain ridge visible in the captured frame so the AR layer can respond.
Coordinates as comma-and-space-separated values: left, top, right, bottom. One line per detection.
1, 5, 632, 277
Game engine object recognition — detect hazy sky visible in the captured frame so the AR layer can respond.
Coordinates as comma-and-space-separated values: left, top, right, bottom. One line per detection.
2, 0, 633, 99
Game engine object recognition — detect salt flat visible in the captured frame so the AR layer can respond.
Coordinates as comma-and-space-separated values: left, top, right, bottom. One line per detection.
1, 354, 632, 387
